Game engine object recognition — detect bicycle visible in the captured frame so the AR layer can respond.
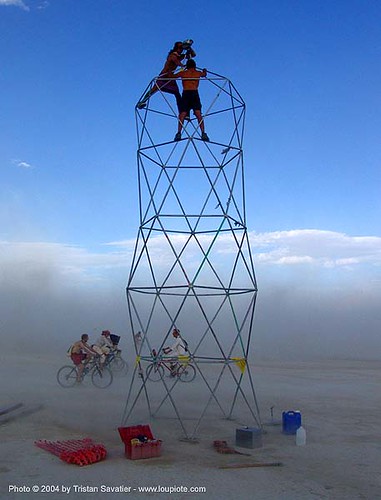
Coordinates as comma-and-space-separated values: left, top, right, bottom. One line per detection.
146, 351, 196, 382
57, 356, 113, 389
104, 349, 128, 375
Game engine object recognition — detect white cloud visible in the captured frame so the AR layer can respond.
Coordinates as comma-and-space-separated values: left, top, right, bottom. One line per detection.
18, 161, 33, 169
1, 229, 380, 292
275, 255, 314, 265
0, 0, 29, 10
111, 229, 381, 269
12, 159, 34, 169
249, 229, 381, 268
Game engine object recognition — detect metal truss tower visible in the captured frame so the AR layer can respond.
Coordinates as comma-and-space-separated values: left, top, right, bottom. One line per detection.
122, 70, 261, 439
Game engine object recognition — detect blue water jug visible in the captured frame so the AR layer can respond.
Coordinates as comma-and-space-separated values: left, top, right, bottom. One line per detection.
282, 411, 301, 434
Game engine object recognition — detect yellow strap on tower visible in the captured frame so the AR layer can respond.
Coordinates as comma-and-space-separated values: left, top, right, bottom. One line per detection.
178, 355, 190, 365
231, 357, 247, 373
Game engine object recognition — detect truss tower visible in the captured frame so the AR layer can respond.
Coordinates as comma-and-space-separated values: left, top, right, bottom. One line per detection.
122, 70, 261, 439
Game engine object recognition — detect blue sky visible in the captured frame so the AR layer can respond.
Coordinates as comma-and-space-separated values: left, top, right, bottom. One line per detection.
1, 0, 380, 358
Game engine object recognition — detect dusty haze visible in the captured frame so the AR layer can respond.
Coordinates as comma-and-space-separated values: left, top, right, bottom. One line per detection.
1, 261, 380, 361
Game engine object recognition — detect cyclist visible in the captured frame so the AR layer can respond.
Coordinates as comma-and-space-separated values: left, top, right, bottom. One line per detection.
93, 330, 114, 366
70, 334, 97, 382
163, 328, 189, 375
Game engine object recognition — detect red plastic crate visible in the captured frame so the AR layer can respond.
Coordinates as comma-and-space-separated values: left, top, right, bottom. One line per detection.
118, 425, 162, 460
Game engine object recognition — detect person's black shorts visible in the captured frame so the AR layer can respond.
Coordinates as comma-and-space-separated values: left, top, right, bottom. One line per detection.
180, 90, 202, 114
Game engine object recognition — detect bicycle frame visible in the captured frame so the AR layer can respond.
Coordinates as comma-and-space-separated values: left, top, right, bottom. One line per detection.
146, 352, 196, 382
57, 355, 113, 389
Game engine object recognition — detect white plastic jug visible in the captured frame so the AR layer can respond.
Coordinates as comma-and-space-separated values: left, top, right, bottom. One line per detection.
296, 426, 306, 446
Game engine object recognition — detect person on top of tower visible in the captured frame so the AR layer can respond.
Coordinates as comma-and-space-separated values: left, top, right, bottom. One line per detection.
137, 40, 196, 112
174, 59, 209, 142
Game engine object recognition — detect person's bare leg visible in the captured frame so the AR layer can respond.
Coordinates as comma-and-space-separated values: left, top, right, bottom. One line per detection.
195, 110, 209, 140
194, 110, 205, 133
175, 112, 187, 140
137, 85, 159, 108
100, 353, 106, 368
178, 112, 187, 133
77, 363, 84, 382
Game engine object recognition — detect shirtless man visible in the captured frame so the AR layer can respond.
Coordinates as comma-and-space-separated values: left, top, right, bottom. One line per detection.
70, 334, 97, 382
174, 59, 209, 142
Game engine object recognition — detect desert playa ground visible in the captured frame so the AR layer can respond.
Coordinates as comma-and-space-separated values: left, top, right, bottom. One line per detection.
1, 353, 380, 499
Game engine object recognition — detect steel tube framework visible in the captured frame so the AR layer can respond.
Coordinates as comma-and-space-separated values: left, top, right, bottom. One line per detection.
121, 70, 261, 439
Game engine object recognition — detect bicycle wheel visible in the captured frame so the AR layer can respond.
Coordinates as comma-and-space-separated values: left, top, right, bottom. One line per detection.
91, 366, 113, 388
111, 356, 129, 374
57, 365, 78, 388
146, 363, 164, 382
178, 364, 196, 382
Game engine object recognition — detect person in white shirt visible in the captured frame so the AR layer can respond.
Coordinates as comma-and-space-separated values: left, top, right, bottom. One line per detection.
93, 330, 114, 365
163, 328, 189, 374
